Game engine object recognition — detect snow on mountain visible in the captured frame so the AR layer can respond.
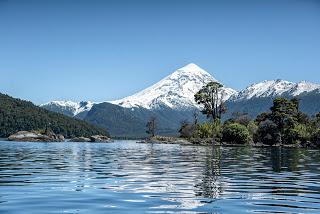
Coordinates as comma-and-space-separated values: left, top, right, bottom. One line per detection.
231, 79, 320, 101
289, 81, 320, 96
110, 63, 237, 109
40, 63, 320, 118
232, 80, 294, 100
40, 101, 94, 116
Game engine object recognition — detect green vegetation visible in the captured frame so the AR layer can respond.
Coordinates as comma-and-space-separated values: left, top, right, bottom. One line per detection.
194, 81, 227, 142
222, 123, 251, 144
194, 81, 226, 120
178, 89, 320, 148
0, 93, 109, 138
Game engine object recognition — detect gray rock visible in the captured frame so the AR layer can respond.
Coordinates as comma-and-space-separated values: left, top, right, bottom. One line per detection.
8, 131, 64, 142
69, 137, 91, 142
57, 134, 65, 142
90, 135, 111, 142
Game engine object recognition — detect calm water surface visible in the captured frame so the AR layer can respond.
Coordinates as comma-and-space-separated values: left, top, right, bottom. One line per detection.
0, 140, 320, 214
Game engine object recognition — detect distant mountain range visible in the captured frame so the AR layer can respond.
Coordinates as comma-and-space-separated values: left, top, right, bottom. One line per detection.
41, 63, 320, 137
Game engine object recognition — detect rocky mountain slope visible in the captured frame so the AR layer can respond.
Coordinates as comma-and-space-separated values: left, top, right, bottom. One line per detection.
225, 80, 320, 118
40, 101, 94, 118
230, 79, 320, 101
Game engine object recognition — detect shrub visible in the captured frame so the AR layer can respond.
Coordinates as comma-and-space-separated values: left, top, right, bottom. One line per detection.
311, 128, 320, 146
194, 120, 222, 141
256, 120, 279, 145
247, 120, 258, 141
222, 123, 251, 144
284, 124, 310, 144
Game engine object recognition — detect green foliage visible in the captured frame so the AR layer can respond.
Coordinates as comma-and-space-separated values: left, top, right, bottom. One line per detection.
255, 112, 271, 124
222, 123, 251, 144
194, 122, 213, 139
190, 94, 319, 147
255, 97, 312, 145
284, 124, 310, 144
0, 93, 108, 138
269, 98, 300, 130
194, 120, 222, 141
311, 128, 320, 146
256, 120, 279, 145
194, 81, 226, 120
247, 120, 259, 141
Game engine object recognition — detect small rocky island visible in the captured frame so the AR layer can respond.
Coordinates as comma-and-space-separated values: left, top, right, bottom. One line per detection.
69, 135, 112, 143
8, 129, 111, 143
8, 130, 65, 142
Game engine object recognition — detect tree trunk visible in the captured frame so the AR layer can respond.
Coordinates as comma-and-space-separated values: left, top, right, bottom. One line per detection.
212, 116, 216, 145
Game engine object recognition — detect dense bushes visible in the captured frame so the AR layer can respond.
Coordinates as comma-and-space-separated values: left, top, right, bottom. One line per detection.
179, 97, 320, 147
222, 123, 251, 144
284, 124, 310, 144
0, 93, 109, 138
311, 129, 320, 146
254, 98, 319, 146
196, 121, 222, 140
256, 120, 279, 145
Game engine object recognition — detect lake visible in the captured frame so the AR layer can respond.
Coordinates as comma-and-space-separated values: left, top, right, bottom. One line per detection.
0, 140, 319, 214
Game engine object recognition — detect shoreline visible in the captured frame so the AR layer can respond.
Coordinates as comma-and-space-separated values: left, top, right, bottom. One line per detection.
1, 136, 318, 149
137, 136, 320, 149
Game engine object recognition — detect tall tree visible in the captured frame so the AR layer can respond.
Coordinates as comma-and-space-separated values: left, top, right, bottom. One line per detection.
257, 97, 302, 144
194, 81, 226, 143
270, 98, 299, 131
194, 81, 225, 121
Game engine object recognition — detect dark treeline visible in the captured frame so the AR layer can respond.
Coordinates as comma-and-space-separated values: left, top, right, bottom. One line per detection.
0, 93, 109, 138
179, 82, 320, 147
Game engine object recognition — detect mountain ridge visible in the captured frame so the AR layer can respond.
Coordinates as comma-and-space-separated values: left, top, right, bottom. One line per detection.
40, 63, 320, 137
40, 100, 95, 118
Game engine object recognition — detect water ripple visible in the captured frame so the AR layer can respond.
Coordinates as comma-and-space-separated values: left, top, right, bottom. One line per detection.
0, 141, 319, 213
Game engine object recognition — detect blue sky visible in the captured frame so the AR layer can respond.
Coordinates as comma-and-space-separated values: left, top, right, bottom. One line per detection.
0, 0, 319, 104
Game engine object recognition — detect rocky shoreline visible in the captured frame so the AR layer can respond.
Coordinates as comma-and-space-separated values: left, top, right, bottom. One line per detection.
8, 131, 65, 142
7, 130, 111, 143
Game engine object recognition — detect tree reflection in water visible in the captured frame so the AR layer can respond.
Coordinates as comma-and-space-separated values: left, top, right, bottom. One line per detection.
194, 146, 223, 199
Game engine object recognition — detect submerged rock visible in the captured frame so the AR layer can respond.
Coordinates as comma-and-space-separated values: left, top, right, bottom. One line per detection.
8, 131, 64, 142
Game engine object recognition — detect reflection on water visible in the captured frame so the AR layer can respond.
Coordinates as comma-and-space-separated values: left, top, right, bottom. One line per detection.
0, 141, 319, 213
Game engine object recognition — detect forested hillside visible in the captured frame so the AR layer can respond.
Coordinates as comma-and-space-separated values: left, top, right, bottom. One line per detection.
0, 93, 108, 138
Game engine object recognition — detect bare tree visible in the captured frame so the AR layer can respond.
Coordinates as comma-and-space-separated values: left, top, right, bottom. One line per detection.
146, 117, 157, 137
193, 110, 199, 125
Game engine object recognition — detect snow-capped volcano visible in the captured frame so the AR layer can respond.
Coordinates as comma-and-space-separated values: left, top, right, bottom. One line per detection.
110, 63, 237, 109
40, 101, 94, 117
231, 79, 320, 101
